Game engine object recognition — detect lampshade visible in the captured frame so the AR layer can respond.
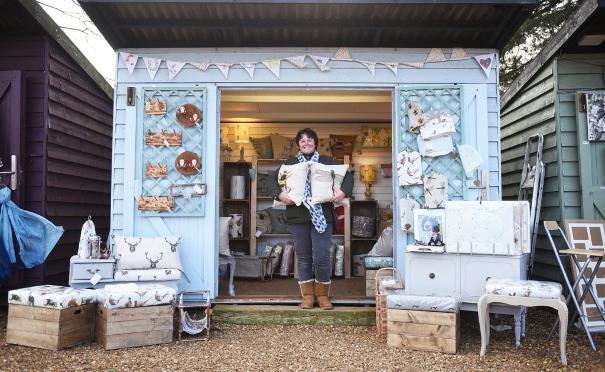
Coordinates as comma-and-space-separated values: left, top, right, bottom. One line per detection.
359, 164, 377, 184
234, 125, 250, 143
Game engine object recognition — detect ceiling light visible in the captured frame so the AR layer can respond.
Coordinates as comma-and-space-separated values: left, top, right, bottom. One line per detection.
578, 34, 605, 46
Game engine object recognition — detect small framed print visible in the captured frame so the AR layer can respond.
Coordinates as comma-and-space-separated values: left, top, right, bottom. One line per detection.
413, 209, 445, 246
586, 92, 605, 141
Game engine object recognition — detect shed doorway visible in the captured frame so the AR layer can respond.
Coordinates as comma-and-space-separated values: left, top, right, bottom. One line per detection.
217, 88, 393, 304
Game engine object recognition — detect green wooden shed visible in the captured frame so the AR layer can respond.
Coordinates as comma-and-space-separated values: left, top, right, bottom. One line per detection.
501, 0, 605, 281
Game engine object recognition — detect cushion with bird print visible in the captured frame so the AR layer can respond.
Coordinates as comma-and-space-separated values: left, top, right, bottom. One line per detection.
8, 285, 98, 309
272, 161, 310, 208
309, 163, 349, 206
113, 235, 182, 271
114, 268, 182, 282
96, 283, 176, 309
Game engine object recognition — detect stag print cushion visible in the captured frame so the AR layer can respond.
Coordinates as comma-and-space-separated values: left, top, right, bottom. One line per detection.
8, 285, 97, 309
114, 268, 182, 282
309, 163, 349, 206
96, 283, 176, 309
387, 294, 459, 312
485, 278, 562, 299
113, 235, 182, 271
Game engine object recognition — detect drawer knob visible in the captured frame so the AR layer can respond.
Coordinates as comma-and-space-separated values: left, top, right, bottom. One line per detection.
86, 268, 101, 274
429, 273, 435, 279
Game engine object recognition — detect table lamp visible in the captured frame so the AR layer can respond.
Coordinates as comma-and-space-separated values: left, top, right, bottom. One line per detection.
234, 125, 250, 162
359, 164, 377, 200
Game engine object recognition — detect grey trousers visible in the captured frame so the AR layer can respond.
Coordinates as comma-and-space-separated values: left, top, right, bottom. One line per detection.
288, 223, 333, 283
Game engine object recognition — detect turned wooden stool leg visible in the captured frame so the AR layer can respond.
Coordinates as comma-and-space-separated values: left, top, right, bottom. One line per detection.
554, 298, 569, 366
478, 294, 490, 357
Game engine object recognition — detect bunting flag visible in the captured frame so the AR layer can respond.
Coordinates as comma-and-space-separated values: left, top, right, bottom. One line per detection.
143, 57, 161, 80
167, 60, 185, 80
402, 61, 425, 68
120, 52, 138, 74
450, 47, 468, 60
215, 63, 232, 79
190, 62, 210, 71
240, 62, 256, 78
473, 53, 495, 79
262, 59, 281, 79
333, 47, 351, 60
425, 48, 447, 63
381, 62, 399, 76
309, 55, 331, 71
286, 55, 307, 68
361, 61, 376, 76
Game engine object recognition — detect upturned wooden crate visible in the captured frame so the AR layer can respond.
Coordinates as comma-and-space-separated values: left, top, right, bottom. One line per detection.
365, 269, 377, 297
96, 304, 173, 350
6, 304, 95, 350
386, 309, 459, 354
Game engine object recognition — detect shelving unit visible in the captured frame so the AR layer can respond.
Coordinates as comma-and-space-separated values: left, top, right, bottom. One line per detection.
222, 162, 252, 255
350, 200, 378, 277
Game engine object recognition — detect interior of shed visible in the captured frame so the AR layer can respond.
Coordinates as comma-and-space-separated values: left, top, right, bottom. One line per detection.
218, 89, 393, 303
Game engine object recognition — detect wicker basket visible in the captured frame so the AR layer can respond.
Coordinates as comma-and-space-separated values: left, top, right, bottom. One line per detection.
375, 267, 404, 335
352, 216, 375, 238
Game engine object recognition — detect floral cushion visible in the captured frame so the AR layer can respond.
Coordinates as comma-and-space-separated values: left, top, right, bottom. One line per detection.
8, 285, 97, 309
485, 278, 562, 299
114, 268, 182, 282
387, 294, 459, 312
113, 235, 182, 271
96, 283, 176, 309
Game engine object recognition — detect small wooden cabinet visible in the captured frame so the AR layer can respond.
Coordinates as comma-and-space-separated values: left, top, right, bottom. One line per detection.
69, 256, 116, 289
221, 162, 252, 255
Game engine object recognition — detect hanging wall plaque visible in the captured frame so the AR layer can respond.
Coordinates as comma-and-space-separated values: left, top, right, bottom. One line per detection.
176, 103, 202, 127
175, 151, 201, 176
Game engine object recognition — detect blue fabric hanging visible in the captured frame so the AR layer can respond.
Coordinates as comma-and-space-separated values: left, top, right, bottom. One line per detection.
0, 188, 64, 278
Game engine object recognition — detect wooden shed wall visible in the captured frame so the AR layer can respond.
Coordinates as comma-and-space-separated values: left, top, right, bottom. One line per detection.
500, 61, 561, 281
43, 41, 113, 284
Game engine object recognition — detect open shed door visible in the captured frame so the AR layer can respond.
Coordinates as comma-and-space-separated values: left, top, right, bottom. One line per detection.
0, 71, 23, 203
577, 92, 605, 219
122, 85, 219, 296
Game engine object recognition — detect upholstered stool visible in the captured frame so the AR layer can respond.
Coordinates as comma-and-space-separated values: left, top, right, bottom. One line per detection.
386, 293, 460, 354
478, 278, 568, 366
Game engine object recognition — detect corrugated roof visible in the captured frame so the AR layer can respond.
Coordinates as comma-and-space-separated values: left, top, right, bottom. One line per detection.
79, 1, 535, 49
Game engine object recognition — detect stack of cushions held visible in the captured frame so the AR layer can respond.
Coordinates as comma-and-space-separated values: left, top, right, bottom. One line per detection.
112, 235, 183, 282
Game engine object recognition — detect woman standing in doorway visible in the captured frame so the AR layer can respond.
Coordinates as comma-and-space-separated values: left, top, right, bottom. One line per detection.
269, 128, 353, 309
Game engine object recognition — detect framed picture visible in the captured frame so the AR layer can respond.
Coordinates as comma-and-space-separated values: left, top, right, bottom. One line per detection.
413, 209, 445, 246
360, 126, 392, 148
586, 92, 605, 141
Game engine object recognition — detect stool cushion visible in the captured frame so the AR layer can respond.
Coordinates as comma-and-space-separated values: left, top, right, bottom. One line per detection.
8, 285, 97, 309
364, 256, 394, 270
387, 294, 459, 312
114, 268, 182, 282
485, 278, 562, 299
96, 283, 176, 309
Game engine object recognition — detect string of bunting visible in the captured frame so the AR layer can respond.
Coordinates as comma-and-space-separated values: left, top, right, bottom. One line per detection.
120, 47, 495, 81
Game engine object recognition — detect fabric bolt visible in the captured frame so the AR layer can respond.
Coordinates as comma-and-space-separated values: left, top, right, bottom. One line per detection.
0, 188, 64, 278
8, 285, 97, 309
423, 173, 448, 208
288, 223, 333, 282
386, 294, 460, 312
396, 150, 423, 186
297, 151, 327, 234
279, 241, 295, 276
96, 283, 176, 309
334, 244, 345, 277
485, 278, 562, 299
114, 268, 182, 282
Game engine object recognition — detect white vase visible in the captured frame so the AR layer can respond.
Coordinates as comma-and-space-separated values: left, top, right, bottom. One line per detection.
230, 176, 246, 199
229, 213, 243, 238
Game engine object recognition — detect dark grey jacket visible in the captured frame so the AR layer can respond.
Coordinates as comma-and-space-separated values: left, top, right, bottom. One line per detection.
268, 155, 354, 224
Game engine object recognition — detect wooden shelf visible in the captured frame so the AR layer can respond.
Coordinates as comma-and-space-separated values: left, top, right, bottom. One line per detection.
256, 196, 274, 200
351, 237, 377, 241
229, 237, 250, 241
223, 199, 250, 203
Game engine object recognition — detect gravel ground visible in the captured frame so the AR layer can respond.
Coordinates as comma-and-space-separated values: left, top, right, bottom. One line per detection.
1, 307, 604, 371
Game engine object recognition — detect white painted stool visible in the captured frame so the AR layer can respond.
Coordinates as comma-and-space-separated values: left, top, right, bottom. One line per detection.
478, 278, 568, 366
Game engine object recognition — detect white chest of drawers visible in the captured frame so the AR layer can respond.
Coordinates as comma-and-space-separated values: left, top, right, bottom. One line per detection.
69, 256, 115, 289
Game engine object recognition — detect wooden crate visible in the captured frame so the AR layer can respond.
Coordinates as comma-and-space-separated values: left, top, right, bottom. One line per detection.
96, 304, 173, 350
365, 269, 377, 297
6, 304, 95, 350
386, 309, 459, 354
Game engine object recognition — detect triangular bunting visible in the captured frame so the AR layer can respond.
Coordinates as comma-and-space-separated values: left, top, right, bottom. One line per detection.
360, 61, 376, 76
240, 62, 256, 78
190, 62, 210, 71
381, 62, 399, 76
262, 59, 281, 79
309, 55, 330, 71
286, 55, 307, 69
215, 63, 231, 79
403, 61, 425, 68
143, 57, 161, 80
450, 48, 468, 60
120, 52, 138, 74
333, 47, 351, 60
166, 60, 185, 80
425, 48, 447, 63
473, 53, 495, 79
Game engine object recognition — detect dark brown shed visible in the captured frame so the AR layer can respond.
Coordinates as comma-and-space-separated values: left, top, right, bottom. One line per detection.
0, 0, 113, 291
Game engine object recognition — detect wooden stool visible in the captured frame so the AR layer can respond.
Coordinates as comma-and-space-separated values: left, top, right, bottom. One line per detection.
478, 279, 568, 366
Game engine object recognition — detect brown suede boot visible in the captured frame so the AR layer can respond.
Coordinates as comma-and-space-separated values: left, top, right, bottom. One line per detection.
299, 280, 315, 309
314, 281, 334, 310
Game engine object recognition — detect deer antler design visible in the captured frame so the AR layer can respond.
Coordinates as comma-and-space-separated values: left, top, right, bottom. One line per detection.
145, 252, 163, 268
123, 237, 142, 252
164, 237, 180, 252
